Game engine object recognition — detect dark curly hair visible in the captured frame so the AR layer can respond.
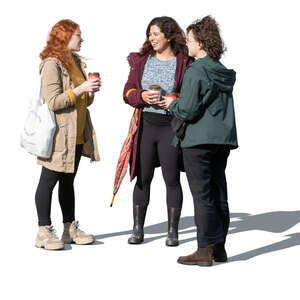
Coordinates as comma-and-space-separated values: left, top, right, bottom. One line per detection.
139, 16, 188, 56
187, 16, 226, 61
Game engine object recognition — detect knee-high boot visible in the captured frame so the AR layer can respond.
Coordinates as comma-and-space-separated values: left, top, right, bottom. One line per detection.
166, 207, 181, 246
128, 205, 148, 244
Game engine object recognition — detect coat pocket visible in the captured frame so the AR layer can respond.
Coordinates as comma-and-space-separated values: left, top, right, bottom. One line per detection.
171, 117, 187, 139
207, 97, 224, 116
52, 126, 66, 152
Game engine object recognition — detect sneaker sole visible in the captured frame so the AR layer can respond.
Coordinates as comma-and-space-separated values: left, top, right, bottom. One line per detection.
62, 236, 95, 245
74, 238, 95, 245
35, 241, 64, 250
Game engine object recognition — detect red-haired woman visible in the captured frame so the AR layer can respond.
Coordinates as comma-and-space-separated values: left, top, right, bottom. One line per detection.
34, 19, 101, 250
124, 16, 193, 246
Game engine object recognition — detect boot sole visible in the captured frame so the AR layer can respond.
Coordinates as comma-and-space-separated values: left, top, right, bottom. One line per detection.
128, 240, 144, 244
177, 260, 213, 267
128, 237, 144, 244
166, 240, 179, 247
214, 258, 228, 263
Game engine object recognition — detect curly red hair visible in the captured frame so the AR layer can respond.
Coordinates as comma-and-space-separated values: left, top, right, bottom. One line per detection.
40, 19, 81, 71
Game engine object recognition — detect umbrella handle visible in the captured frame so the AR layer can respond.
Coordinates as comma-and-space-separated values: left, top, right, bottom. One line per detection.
134, 108, 139, 117
110, 195, 115, 207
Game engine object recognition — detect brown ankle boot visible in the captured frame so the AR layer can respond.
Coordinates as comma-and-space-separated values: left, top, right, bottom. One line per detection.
213, 243, 227, 262
177, 245, 213, 266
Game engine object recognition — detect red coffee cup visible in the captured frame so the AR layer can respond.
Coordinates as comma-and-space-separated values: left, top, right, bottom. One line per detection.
88, 72, 100, 80
165, 92, 179, 100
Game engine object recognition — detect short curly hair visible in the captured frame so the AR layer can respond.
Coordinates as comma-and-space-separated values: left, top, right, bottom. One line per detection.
187, 16, 226, 61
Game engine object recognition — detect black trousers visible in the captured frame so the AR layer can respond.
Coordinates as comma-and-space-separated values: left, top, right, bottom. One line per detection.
133, 118, 183, 209
35, 145, 83, 226
182, 145, 230, 247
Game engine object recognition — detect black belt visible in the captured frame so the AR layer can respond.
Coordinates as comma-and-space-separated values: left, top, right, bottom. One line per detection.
142, 112, 173, 126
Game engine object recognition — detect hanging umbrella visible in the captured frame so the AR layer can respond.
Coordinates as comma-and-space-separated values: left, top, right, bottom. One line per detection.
110, 108, 139, 207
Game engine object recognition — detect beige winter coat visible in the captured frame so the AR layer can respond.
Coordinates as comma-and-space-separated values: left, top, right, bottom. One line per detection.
37, 57, 100, 173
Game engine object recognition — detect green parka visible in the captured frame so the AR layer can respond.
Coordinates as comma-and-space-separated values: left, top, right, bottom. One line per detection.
169, 55, 238, 149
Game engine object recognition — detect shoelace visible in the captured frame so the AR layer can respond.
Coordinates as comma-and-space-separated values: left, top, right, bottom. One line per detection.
47, 225, 59, 239
73, 221, 85, 235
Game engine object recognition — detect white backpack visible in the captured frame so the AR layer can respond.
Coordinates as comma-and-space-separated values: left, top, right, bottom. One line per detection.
20, 70, 57, 158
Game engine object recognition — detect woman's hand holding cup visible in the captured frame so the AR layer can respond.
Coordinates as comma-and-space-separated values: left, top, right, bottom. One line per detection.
86, 78, 101, 92
88, 72, 101, 93
142, 90, 160, 104
142, 84, 161, 105
73, 77, 101, 98
157, 93, 179, 110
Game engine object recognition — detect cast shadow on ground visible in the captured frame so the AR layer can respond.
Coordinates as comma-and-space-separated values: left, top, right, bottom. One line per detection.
94, 215, 195, 243
94, 211, 300, 261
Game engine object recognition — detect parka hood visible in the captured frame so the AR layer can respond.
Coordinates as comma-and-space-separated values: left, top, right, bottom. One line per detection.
194, 56, 236, 93
207, 65, 236, 93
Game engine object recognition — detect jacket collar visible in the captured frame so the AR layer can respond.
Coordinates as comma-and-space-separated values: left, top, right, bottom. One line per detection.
174, 52, 187, 92
39, 57, 87, 76
39, 57, 68, 76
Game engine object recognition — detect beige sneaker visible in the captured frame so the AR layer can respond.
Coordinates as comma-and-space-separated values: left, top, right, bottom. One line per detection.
35, 225, 64, 250
62, 221, 95, 245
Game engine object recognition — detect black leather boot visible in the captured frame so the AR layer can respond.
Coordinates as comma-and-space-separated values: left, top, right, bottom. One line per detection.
213, 243, 227, 262
128, 205, 147, 244
165, 207, 181, 246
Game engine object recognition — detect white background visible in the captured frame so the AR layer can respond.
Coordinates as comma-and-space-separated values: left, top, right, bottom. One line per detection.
1, 0, 300, 299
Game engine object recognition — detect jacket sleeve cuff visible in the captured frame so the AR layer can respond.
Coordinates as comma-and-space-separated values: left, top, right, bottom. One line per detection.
66, 89, 76, 105
168, 99, 178, 113
126, 88, 137, 99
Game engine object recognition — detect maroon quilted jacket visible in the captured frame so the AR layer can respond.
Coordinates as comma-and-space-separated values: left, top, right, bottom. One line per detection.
123, 52, 194, 181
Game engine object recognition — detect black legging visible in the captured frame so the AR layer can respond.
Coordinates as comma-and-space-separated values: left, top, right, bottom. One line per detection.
35, 145, 83, 226
133, 118, 183, 208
